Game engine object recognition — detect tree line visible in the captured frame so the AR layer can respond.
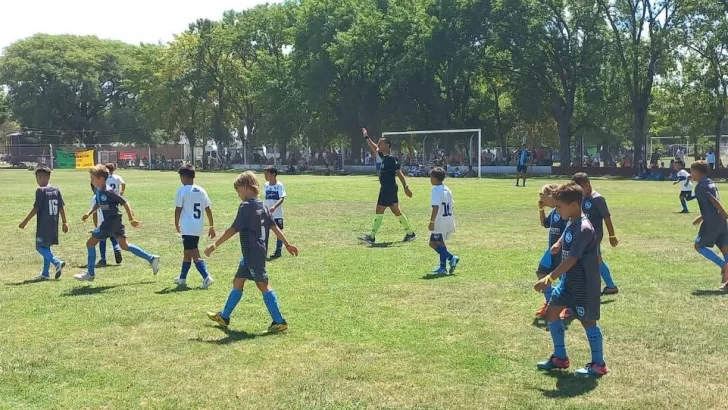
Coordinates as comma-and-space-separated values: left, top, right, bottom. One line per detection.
0, 0, 725, 166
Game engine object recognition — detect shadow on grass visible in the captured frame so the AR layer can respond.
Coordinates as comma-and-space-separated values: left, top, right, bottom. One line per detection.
7, 277, 54, 286
76, 264, 119, 269
692, 289, 728, 296
600, 299, 616, 305
421, 273, 455, 280
155, 286, 204, 295
61, 280, 155, 297
190, 325, 273, 345
370, 242, 398, 248
537, 370, 600, 398
531, 317, 576, 331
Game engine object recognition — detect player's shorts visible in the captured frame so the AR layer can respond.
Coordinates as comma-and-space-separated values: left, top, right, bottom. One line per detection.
235, 262, 269, 283
680, 190, 693, 200
182, 235, 200, 250
536, 250, 562, 275
273, 218, 284, 230
35, 233, 59, 248
377, 188, 399, 207
376, 162, 382, 171
549, 292, 600, 321
696, 222, 728, 248
517, 165, 528, 173
92, 218, 125, 240
429, 232, 452, 242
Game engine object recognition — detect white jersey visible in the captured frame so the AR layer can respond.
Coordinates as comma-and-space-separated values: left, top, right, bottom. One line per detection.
174, 184, 212, 237
90, 195, 104, 224
677, 169, 692, 192
264, 181, 286, 219
107, 174, 125, 196
431, 184, 456, 235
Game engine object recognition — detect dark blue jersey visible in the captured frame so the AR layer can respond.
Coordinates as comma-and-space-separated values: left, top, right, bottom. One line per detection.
695, 177, 725, 227
560, 216, 600, 305
582, 191, 610, 242
34, 185, 64, 247
543, 209, 567, 247
232, 199, 275, 273
95, 186, 126, 220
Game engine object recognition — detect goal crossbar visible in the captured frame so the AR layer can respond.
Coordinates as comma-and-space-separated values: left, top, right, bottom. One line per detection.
382, 129, 482, 178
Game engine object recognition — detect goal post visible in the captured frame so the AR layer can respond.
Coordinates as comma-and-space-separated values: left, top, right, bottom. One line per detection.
381, 129, 482, 178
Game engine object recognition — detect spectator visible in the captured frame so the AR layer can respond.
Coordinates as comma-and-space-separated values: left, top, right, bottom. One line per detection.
466, 165, 477, 177
676, 148, 685, 163
707, 147, 716, 170
650, 149, 660, 167
485, 149, 495, 165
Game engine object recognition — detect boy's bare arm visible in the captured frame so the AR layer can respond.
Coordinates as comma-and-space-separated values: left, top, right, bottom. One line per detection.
205, 207, 216, 238
19, 207, 39, 229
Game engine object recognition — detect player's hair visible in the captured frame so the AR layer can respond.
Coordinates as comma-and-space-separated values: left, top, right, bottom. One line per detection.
571, 172, 590, 185
90, 182, 96, 192
539, 183, 560, 197
105, 163, 116, 173
265, 166, 278, 176
691, 160, 709, 175
380, 137, 392, 148
553, 183, 583, 204
233, 171, 259, 194
89, 164, 109, 180
178, 163, 196, 179
430, 167, 446, 181
34, 165, 51, 176
675, 159, 685, 168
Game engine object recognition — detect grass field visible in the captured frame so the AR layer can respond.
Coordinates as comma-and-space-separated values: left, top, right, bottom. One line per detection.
1, 169, 728, 409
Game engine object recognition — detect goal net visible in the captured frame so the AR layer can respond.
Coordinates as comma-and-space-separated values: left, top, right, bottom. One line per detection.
380, 129, 482, 178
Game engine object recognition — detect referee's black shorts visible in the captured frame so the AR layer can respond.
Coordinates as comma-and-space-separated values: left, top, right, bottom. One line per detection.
377, 187, 399, 207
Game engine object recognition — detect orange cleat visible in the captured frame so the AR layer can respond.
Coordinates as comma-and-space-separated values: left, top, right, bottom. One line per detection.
535, 302, 548, 318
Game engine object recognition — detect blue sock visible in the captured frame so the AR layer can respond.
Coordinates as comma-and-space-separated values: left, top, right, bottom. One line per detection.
180, 261, 192, 279
37, 247, 52, 276
585, 326, 605, 365
194, 260, 209, 279
600, 262, 616, 288
275, 239, 283, 253
698, 247, 725, 269
543, 284, 553, 303
110, 236, 120, 251
680, 198, 688, 211
221, 288, 243, 320
127, 244, 153, 262
99, 240, 107, 261
548, 320, 567, 359
263, 290, 285, 324
87, 247, 97, 276
435, 246, 452, 268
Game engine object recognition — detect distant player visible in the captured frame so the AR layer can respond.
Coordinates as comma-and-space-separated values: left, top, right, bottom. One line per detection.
515, 144, 531, 187
535, 182, 609, 377
76, 164, 160, 281
428, 167, 460, 275
673, 160, 694, 213
105, 163, 126, 196
358, 128, 416, 245
88, 183, 122, 267
18, 165, 68, 280
204, 171, 298, 333
572, 173, 619, 295
690, 160, 728, 289
174, 164, 215, 289
263, 166, 286, 259
535, 184, 570, 319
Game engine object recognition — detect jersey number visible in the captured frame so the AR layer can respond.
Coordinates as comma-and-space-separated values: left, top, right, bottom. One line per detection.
193, 203, 201, 219
441, 202, 452, 217
260, 219, 267, 242
109, 183, 117, 191
48, 199, 58, 216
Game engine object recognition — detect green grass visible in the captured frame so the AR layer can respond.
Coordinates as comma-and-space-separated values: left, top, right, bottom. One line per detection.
1, 169, 727, 409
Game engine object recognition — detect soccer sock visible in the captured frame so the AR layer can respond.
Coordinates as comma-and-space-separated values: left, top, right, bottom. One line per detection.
263, 290, 285, 324
37, 247, 51, 276
221, 288, 243, 320
110, 236, 120, 251
180, 261, 192, 280
370, 215, 384, 237
698, 247, 726, 269
585, 325, 605, 365
127, 244, 154, 262
548, 320, 567, 359
275, 239, 283, 253
680, 198, 688, 211
435, 245, 452, 268
543, 284, 553, 303
398, 214, 414, 234
600, 262, 616, 288
87, 247, 97, 276
99, 240, 107, 261
194, 260, 209, 279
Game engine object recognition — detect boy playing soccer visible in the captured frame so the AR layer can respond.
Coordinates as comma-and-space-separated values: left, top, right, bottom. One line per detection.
535, 184, 570, 319
535, 183, 609, 377
106, 163, 126, 196
690, 160, 728, 289
428, 167, 460, 274
674, 160, 694, 213
18, 165, 68, 280
204, 171, 298, 333
572, 173, 619, 295
75, 164, 160, 281
88, 183, 122, 267
174, 164, 215, 289
263, 166, 286, 259
358, 128, 416, 245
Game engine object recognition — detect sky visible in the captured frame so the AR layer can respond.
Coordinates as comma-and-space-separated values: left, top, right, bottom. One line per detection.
0, 0, 274, 54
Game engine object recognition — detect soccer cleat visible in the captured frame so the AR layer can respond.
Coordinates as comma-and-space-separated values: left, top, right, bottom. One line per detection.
96, 260, 108, 267
601, 286, 619, 295
114, 250, 123, 264
74, 271, 95, 282
358, 235, 375, 245
449, 256, 460, 274
150, 256, 161, 275
207, 311, 229, 328
721, 264, 728, 290
267, 321, 288, 334
54, 261, 66, 279
576, 362, 609, 377
431, 267, 448, 275
269, 251, 282, 259
535, 302, 548, 318
559, 308, 574, 321
537, 356, 570, 370
403, 233, 417, 243
34, 274, 50, 281
679, 210, 690, 214
201, 276, 214, 289
173, 277, 187, 286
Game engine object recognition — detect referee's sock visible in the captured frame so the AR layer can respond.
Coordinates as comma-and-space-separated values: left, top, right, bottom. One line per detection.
370, 215, 383, 238
398, 214, 414, 234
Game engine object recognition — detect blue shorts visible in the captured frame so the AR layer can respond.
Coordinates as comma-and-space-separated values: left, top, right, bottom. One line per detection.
92, 218, 125, 240
430, 233, 444, 242
536, 250, 561, 275
376, 162, 382, 171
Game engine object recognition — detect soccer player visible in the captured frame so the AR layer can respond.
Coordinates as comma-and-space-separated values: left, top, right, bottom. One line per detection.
572, 173, 619, 295
535, 184, 569, 319
535, 182, 609, 377
263, 166, 286, 259
204, 171, 298, 333
105, 163, 126, 196
18, 165, 68, 280
358, 128, 416, 245
88, 183, 122, 267
690, 160, 728, 289
428, 167, 460, 274
673, 160, 694, 213
75, 164, 160, 281
515, 144, 531, 187
174, 164, 215, 289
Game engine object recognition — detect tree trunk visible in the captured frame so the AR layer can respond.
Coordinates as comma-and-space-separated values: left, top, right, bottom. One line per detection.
558, 116, 571, 168
632, 102, 647, 166
715, 119, 722, 169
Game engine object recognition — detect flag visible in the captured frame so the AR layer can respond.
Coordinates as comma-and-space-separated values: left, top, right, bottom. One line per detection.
75, 150, 95, 169
56, 151, 76, 169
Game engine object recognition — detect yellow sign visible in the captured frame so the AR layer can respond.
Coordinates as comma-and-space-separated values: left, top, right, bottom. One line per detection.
75, 150, 95, 169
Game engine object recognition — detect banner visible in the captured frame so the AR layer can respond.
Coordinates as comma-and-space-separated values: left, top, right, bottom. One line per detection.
75, 150, 95, 169
119, 151, 137, 160
56, 151, 76, 169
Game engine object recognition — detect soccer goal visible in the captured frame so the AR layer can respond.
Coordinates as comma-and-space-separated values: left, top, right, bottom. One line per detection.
381, 129, 482, 178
